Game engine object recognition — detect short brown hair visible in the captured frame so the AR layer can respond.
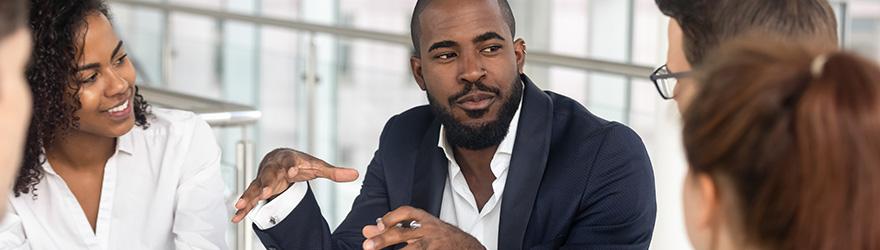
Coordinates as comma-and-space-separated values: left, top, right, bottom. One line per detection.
0, 0, 27, 39
656, 0, 839, 66
683, 39, 880, 249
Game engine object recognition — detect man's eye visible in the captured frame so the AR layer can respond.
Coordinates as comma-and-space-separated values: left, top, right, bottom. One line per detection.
437, 53, 457, 60
482, 46, 501, 53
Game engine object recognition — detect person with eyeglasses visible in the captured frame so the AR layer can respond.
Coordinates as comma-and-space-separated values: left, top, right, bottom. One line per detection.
652, 0, 839, 113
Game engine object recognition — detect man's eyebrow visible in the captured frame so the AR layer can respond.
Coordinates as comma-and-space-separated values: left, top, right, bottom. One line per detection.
428, 40, 458, 53
473, 32, 505, 44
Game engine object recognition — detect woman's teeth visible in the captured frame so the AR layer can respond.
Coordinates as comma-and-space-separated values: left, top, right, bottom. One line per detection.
109, 101, 129, 113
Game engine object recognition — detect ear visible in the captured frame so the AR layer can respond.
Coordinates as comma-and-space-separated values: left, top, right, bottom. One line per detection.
410, 55, 427, 91
513, 38, 527, 74
695, 174, 720, 230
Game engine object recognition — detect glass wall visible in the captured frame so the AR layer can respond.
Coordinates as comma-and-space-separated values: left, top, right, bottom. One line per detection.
107, 0, 878, 249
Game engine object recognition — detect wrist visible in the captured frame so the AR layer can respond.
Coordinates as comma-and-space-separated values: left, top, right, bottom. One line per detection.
266, 182, 296, 202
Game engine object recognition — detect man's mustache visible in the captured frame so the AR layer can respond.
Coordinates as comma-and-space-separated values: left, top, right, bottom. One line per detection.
446, 81, 501, 105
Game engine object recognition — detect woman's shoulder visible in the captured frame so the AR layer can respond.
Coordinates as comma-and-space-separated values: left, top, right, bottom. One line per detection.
142, 108, 211, 133
148, 108, 203, 126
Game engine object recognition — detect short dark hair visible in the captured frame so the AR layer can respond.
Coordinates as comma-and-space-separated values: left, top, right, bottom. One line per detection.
0, 0, 27, 39
656, 0, 838, 66
410, 0, 516, 56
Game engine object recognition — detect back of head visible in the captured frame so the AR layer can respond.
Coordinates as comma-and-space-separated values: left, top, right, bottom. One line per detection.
0, 0, 26, 39
683, 38, 880, 249
656, 0, 839, 66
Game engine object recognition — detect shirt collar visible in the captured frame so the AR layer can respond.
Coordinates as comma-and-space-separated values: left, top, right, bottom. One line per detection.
438, 84, 524, 176
117, 129, 135, 156
40, 130, 135, 175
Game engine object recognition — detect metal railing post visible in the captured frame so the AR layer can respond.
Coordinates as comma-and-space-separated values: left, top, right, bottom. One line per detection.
236, 126, 255, 250
160, 5, 172, 88
235, 139, 246, 250
306, 32, 318, 153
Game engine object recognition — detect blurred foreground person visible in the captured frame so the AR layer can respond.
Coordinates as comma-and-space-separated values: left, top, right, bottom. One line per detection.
682, 38, 880, 250
0, 0, 31, 216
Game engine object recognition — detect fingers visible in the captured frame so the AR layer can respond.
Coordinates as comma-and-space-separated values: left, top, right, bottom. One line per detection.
362, 224, 382, 239
364, 226, 422, 250
362, 217, 387, 239
303, 156, 359, 183
273, 150, 358, 183
286, 167, 299, 181
364, 206, 429, 250
321, 165, 359, 182
379, 206, 425, 228
231, 181, 265, 223
233, 147, 359, 223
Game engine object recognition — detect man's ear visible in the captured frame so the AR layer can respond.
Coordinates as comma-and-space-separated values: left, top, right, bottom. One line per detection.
514, 38, 527, 74
410, 55, 427, 91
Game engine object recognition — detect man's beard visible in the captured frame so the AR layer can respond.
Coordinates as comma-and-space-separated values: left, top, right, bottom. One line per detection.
428, 79, 524, 150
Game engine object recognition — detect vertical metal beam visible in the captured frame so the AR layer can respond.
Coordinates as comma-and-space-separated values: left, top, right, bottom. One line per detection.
243, 128, 255, 250
235, 126, 256, 250
306, 32, 318, 154
623, 0, 636, 124
160, 0, 172, 88
235, 139, 247, 250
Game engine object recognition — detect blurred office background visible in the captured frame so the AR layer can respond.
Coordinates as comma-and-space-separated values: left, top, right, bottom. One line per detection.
104, 0, 880, 249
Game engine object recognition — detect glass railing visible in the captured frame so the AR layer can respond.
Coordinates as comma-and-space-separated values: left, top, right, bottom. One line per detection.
137, 86, 261, 249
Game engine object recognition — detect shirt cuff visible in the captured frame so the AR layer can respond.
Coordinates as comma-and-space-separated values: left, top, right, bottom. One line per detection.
248, 181, 309, 230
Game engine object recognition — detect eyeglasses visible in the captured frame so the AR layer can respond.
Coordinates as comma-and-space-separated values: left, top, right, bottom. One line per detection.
650, 64, 692, 100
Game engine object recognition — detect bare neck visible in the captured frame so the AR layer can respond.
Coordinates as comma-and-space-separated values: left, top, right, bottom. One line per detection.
46, 130, 115, 172
453, 146, 498, 176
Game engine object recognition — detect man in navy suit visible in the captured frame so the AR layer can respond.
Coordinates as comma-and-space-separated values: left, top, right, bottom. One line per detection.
231, 0, 656, 249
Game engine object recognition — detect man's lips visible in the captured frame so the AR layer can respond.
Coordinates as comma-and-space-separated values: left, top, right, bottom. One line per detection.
455, 91, 496, 111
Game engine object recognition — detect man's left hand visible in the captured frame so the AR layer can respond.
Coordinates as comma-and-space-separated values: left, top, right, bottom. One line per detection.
362, 206, 485, 250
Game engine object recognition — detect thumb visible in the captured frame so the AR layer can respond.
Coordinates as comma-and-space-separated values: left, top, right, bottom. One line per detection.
322, 165, 360, 182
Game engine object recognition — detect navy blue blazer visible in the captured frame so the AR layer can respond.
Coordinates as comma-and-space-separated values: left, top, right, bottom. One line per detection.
255, 75, 657, 250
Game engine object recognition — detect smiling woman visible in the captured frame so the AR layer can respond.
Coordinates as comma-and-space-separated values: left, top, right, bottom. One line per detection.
0, 0, 229, 249
17, 0, 152, 199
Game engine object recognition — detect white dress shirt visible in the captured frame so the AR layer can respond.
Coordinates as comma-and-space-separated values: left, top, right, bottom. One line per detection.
250, 97, 523, 250
0, 108, 229, 250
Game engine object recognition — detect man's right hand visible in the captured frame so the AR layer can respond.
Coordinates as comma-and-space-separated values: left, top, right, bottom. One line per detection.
231, 148, 359, 223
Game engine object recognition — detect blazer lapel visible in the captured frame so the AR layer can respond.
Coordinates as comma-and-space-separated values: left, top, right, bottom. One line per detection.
498, 75, 554, 250
410, 119, 448, 217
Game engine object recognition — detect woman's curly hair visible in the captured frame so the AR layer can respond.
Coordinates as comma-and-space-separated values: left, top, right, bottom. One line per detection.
17, 0, 152, 197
